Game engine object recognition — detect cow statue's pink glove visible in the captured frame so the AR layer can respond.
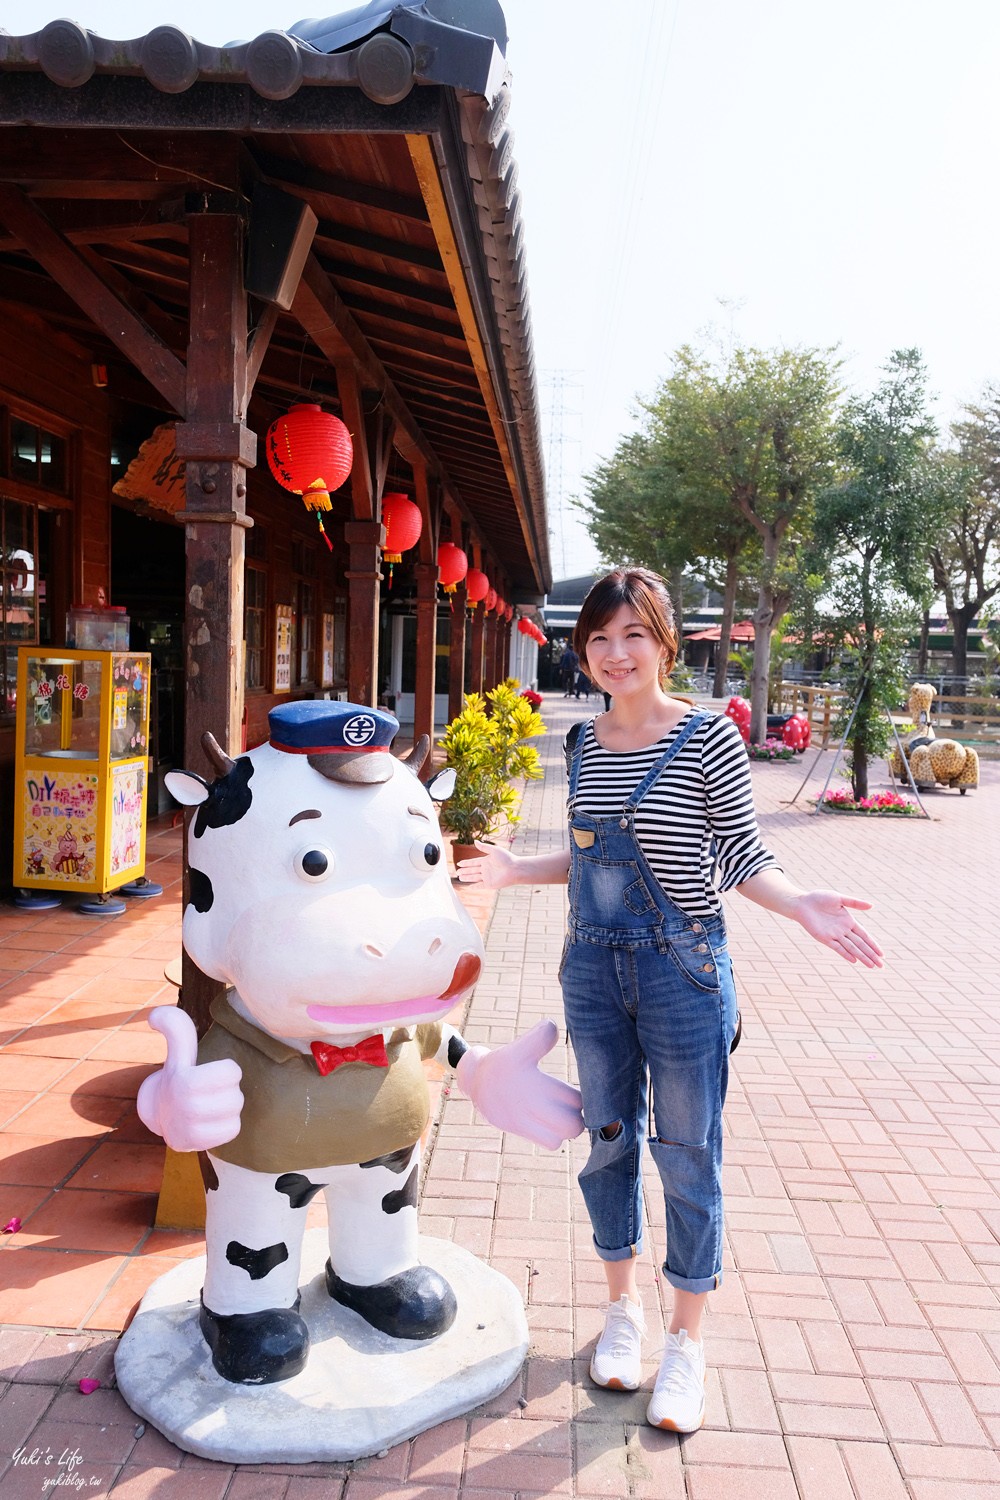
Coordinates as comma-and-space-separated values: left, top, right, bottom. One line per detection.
137, 1005, 245, 1153
455, 1019, 584, 1150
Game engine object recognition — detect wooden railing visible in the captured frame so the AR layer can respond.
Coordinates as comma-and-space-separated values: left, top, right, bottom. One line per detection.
775, 682, 1000, 746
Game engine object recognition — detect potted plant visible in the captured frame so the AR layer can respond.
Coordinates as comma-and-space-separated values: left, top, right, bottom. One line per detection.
439, 682, 545, 865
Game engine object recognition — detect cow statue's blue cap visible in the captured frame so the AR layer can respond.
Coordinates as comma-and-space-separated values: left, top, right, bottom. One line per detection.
268, 701, 401, 785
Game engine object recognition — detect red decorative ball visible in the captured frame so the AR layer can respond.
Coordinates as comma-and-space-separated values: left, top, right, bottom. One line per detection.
266, 404, 353, 512
725, 695, 751, 743
381, 493, 422, 562
782, 712, 811, 750
437, 542, 468, 591
466, 568, 489, 604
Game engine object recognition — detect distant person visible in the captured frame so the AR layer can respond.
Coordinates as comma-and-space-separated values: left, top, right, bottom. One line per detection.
558, 644, 579, 696
575, 666, 592, 699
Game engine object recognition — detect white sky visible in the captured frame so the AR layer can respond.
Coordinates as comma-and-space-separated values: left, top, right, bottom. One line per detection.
8, 0, 1000, 579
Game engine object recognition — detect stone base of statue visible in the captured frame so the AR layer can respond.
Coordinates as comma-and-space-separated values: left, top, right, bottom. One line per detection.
114, 1230, 528, 1463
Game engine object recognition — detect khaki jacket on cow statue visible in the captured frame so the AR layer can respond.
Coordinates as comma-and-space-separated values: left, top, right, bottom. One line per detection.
890, 683, 979, 794
114, 702, 583, 1463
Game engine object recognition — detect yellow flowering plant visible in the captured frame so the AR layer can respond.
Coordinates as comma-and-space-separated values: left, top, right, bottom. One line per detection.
439, 681, 544, 845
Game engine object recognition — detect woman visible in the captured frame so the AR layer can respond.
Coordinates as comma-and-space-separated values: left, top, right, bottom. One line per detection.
460, 568, 882, 1433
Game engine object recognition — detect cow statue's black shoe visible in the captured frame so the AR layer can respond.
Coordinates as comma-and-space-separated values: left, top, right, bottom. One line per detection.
199, 1295, 310, 1383
325, 1260, 457, 1340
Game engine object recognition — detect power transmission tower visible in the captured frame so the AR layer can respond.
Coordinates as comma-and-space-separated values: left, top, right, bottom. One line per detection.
540, 369, 583, 579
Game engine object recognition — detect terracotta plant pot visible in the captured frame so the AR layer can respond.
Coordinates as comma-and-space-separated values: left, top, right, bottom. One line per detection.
450, 842, 480, 868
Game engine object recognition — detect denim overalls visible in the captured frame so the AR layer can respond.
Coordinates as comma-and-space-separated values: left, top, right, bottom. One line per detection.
562, 713, 739, 1294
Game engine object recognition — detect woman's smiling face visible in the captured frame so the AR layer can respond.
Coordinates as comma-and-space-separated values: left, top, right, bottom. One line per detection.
584, 604, 665, 697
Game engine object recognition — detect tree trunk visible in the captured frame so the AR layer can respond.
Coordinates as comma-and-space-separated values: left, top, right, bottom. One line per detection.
670, 565, 685, 645
749, 531, 780, 742
950, 603, 976, 729
713, 551, 740, 697
917, 608, 930, 676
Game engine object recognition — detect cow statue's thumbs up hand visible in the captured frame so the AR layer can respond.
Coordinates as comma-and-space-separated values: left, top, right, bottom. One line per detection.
137, 1005, 245, 1153
455, 1019, 584, 1151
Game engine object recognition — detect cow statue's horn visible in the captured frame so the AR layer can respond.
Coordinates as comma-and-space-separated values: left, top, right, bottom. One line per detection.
397, 735, 430, 776
201, 731, 236, 780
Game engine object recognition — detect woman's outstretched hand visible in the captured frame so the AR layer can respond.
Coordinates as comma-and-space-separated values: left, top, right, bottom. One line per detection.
455, 839, 519, 890
795, 890, 884, 968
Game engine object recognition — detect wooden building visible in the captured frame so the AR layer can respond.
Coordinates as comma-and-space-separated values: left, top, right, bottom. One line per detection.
0, 0, 549, 873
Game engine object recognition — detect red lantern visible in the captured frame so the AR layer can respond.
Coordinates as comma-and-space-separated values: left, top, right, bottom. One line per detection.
266, 403, 353, 551
484, 587, 497, 613
437, 542, 468, 594
382, 493, 422, 562
466, 569, 489, 605
504, 604, 514, 623
517, 617, 532, 636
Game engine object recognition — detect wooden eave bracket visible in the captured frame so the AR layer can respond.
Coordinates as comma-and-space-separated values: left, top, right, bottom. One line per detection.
0, 181, 188, 417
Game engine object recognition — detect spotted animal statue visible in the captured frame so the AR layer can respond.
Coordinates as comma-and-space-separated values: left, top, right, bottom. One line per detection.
137, 701, 583, 1385
890, 682, 979, 793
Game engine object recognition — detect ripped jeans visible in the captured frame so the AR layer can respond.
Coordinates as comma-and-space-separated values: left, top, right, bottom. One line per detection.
561, 934, 738, 1294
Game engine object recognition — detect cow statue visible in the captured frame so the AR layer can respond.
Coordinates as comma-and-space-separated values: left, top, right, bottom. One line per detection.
136, 701, 583, 1387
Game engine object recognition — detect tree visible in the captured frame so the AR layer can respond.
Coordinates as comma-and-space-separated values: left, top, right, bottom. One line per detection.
929, 390, 1000, 682
652, 343, 840, 739
580, 419, 755, 688
812, 350, 938, 799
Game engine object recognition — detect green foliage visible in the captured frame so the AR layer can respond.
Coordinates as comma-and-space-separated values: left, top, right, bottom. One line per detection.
813, 350, 938, 798
438, 681, 545, 844
927, 391, 1000, 677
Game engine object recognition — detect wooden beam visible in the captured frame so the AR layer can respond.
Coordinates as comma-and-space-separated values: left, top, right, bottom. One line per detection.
0, 184, 187, 415
256, 153, 429, 227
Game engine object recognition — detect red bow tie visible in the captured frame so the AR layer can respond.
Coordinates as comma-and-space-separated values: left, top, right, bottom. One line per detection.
310, 1034, 389, 1077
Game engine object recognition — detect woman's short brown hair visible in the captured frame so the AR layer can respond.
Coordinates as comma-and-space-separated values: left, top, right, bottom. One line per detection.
574, 568, 679, 677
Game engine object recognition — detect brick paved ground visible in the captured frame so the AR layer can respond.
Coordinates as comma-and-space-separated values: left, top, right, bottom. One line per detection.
0, 691, 998, 1497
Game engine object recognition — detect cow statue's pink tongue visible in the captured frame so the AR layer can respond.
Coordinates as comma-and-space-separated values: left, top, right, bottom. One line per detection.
306, 952, 482, 1027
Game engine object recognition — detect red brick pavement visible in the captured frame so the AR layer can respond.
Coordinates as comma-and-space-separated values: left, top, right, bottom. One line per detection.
0, 692, 998, 1496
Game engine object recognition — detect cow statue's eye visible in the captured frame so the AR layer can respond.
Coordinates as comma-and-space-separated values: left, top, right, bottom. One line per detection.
410, 838, 442, 874
294, 846, 334, 881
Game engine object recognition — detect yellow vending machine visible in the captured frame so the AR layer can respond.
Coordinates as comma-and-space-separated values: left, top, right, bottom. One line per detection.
13, 648, 162, 914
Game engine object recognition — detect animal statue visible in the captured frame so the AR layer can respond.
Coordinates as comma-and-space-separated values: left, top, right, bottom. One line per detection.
137, 701, 583, 1386
890, 682, 979, 793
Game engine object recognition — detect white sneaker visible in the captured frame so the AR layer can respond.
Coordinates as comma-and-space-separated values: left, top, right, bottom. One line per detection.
589, 1295, 646, 1390
646, 1329, 706, 1431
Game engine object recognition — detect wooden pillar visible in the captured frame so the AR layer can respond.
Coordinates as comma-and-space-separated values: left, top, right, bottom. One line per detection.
176, 211, 254, 1040
483, 610, 499, 692
469, 603, 485, 695
500, 617, 512, 682
345, 520, 384, 705
448, 580, 468, 722
413, 560, 439, 749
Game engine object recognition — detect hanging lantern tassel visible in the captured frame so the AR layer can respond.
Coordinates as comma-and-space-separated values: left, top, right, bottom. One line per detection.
315, 513, 333, 552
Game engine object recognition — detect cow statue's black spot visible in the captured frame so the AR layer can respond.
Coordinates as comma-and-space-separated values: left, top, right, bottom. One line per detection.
275, 1172, 324, 1209
381, 1165, 418, 1215
360, 1145, 414, 1175
226, 1239, 289, 1280
193, 758, 254, 839
188, 866, 214, 913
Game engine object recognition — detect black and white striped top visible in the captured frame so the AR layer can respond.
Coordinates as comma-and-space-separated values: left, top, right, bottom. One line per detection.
568, 710, 780, 918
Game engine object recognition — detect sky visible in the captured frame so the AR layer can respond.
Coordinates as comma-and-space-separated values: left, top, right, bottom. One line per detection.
8, 0, 1000, 579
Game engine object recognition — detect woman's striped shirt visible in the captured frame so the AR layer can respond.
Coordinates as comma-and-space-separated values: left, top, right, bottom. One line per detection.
567, 708, 780, 918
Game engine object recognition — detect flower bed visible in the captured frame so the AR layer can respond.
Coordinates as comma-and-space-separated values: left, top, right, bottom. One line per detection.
818, 788, 919, 816
747, 738, 796, 761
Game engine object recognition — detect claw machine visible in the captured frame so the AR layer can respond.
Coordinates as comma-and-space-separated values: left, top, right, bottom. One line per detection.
13, 646, 159, 913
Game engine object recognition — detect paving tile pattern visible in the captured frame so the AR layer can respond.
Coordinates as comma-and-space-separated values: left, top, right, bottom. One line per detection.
0, 695, 998, 1495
